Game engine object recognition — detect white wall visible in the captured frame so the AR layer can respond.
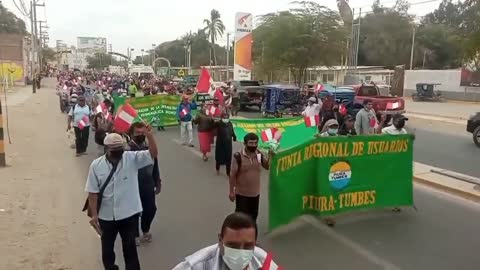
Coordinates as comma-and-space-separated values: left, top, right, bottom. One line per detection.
404, 70, 462, 92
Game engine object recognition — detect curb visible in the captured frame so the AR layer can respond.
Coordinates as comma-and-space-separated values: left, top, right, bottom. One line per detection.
413, 175, 480, 203
404, 96, 480, 105
406, 111, 468, 121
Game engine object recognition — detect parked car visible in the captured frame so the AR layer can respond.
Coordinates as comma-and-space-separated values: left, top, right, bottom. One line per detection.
344, 84, 405, 123
467, 112, 480, 147
232, 80, 265, 111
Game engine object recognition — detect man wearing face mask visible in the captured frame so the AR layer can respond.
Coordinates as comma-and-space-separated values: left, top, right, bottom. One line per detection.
230, 133, 271, 223
318, 119, 340, 137
85, 129, 158, 270
128, 122, 162, 244
172, 212, 281, 270
379, 114, 408, 135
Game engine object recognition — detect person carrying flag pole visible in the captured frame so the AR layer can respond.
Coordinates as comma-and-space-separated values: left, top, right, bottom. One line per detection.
177, 94, 197, 147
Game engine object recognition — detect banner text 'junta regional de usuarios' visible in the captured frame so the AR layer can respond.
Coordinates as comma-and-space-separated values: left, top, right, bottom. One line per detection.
269, 134, 414, 231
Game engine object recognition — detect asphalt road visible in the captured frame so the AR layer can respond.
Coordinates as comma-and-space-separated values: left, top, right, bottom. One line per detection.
72, 123, 480, 270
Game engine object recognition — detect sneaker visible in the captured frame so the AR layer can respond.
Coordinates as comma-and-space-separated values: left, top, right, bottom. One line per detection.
188, 144, 194, 147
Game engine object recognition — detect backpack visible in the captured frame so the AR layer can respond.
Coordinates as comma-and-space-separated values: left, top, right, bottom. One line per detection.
233, 151, 263, 177
233, 152, 242, 177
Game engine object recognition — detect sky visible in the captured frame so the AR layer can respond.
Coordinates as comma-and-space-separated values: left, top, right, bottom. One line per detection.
3, 0, 443, 57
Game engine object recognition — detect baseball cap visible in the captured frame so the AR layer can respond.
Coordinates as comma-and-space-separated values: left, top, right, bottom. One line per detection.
103, 133, 125, 149
308, 97, 317, 102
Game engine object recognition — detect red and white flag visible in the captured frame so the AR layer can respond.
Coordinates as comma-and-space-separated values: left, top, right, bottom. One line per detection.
261, 128, 282, 143
314, 83, 324, 94
179, 107, 190, 117
113, 103, 138, 133
196, 68, 213, 93
205, 105, 219, 116
262, 252, 283, 270
386, 102, 400, 110
304, 115, 320, 127
96, 103, 111, 120
78, 115, 90, 130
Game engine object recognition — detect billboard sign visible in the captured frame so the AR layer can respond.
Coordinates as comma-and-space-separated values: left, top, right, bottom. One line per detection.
233, 12, 253, 81
77, 37, 107, 53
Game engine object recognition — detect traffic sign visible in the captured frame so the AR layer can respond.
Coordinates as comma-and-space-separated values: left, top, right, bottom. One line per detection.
178, 69, 185, 77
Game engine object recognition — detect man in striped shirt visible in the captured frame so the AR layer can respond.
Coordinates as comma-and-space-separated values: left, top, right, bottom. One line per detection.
172, 213, 281, 270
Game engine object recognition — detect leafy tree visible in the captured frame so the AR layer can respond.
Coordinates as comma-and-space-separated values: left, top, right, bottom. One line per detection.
357, 2, 414, 68
254, 1, 347, 85
203, 9, 225, 66
416, 24, 462, 69
42, 47, 56, 62
153, 29, 228, 68
86, 53, 123, 70
0, 3, 27, 34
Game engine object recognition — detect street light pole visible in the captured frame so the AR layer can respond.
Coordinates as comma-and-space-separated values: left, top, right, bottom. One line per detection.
152, 44, 156, 69
410, 25, 416, 70
226, 33, 230, 81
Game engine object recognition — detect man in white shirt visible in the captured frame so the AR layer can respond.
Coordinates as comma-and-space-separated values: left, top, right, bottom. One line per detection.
302, 96, 322, 117
67, 95, 91, 156
381, 114, 408, 135
85, 130, 158, 270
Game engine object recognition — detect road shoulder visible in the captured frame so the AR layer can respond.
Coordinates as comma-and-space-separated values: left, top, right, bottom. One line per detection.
0, 80, 100, 269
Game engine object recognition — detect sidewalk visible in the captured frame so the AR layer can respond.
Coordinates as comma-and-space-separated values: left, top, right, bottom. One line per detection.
405, 98, 479, 120
413, 162, 480, 202
0, 79, 100, 269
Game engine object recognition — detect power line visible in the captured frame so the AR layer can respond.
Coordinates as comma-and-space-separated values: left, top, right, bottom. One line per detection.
11, 0, 29, 16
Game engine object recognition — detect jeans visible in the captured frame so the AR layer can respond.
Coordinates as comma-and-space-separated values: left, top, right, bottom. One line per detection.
139, 188, 157, 234
180, 121, 193, 145
99, 214, 141, 270
74, 126, 90, 154
235, 194, 260, 222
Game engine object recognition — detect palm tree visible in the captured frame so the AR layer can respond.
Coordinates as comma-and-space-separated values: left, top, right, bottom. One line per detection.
203, 9, 225, 66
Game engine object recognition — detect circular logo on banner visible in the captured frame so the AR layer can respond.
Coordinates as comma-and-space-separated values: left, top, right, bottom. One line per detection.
328, 161, 352, 191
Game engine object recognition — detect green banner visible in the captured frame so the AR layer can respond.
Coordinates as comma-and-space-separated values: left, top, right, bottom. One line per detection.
269, 134, 414, 231
113, 95, 185, 127
230, 117, 317, 150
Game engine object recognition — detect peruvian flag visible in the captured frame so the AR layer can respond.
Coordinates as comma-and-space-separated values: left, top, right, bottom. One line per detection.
205, 105, 220, 117
304, 115, 320, 127
262, 252, 283, 270
261, 128, 282, 143
78, 115, 90, 130
386, 102, 400, 110
339, 104, 348, 115
196, 68, 213, 93
314, 83, 324, 94
96, 103, 111, 120
113, 103, 138, 133
179, 107, 190, 117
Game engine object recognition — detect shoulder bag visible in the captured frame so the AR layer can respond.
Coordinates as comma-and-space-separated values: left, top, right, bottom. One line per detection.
82, 163, 118, 217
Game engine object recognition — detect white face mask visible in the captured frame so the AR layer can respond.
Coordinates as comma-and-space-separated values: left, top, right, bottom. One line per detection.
222, 246, 254, 270
327, 128, 338, 136
222, 119, 230, 123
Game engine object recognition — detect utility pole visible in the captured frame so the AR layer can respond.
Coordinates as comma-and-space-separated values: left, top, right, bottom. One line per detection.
226, 33, 230, 81
188, 30, 192, 74
30, 1, 36, 93
410, 25, 416, 70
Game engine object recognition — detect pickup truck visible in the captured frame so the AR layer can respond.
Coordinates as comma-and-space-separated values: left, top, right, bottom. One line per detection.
345, 84, 405, 121
232, 80, 265, 111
